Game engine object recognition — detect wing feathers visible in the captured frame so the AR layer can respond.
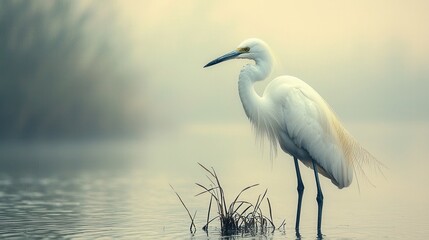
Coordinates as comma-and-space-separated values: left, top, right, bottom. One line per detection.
260, 76, 382, 189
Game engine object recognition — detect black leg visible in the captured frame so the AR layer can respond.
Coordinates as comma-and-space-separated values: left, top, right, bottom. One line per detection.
312, 159, 324, 238
294, 157, 304, 237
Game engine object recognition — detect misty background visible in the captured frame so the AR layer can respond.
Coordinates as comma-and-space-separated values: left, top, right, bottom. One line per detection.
1, 1, 428, 142
0, 1, 146, 140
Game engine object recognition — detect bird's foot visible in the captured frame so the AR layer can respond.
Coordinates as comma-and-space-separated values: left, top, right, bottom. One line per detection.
316, 231, 324, 239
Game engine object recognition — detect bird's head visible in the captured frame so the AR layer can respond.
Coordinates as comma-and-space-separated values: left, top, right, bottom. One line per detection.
204, 38, 272, 68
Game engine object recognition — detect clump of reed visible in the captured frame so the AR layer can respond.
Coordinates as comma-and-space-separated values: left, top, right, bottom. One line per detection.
171, 163, 285, 236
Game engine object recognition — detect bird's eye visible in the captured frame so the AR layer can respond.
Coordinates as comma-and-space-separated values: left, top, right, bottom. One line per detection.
238, 47, 250, 53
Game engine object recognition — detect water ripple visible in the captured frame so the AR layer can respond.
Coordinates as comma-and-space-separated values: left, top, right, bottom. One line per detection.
0, 165, 427, 239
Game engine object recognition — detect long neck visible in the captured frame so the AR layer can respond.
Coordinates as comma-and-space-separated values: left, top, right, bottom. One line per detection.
238, 59, 272, 121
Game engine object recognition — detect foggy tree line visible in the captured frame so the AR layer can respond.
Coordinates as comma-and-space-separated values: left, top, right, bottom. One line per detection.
0, 1, 146, 140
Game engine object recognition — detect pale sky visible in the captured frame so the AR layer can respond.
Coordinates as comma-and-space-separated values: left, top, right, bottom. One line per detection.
113, 0, 429, 132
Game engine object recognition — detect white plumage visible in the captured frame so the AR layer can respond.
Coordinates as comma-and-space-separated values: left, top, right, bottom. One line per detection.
257, 76, 354, 189
204, 38, 380, 236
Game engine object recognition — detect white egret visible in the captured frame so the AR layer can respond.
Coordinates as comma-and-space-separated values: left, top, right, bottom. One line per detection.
204, 38, 380, 237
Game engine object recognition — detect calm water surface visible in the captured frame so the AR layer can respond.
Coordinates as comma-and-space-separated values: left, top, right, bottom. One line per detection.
0, 123, 428, 239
